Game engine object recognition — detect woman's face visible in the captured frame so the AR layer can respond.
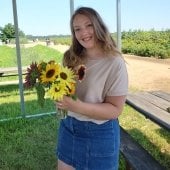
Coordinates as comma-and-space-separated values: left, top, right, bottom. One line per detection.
73, 14, 96, 49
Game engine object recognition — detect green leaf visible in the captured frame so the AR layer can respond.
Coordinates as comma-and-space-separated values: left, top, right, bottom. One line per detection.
71, 95, 77, 101
35, 83, 45, 107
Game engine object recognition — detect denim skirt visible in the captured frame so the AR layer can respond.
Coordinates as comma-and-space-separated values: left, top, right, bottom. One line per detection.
56, 116, 120, 170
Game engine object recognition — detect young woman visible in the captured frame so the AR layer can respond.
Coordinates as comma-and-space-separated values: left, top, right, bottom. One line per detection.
56, 7, 128, 170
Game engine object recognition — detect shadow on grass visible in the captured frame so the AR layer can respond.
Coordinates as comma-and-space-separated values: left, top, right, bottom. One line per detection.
0, 84, 37, 98
127, 128, 170, 169
0, 84, 19, 93
0, 98, 55, 120
0, 114, 59, 170
156, 128, 170, 144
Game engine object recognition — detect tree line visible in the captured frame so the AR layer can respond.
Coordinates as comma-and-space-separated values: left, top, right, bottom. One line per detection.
121, 29, 170, 59
0, 23, 169, 58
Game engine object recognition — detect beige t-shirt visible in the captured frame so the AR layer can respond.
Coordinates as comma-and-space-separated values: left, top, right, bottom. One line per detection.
68, 55, 128, 124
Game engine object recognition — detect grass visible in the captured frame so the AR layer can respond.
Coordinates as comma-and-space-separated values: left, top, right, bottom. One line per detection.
0, 44, 63, 82
0, 45, 63, 68
0, 45, 170, 169
0, 84, 170, 169
0, 84, 55, 119
119, 106, 170, 168
0, 46, 16, 67
0, 116, 58, 170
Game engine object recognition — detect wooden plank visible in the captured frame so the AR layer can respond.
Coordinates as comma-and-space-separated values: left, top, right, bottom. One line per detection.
134, 92, 170, 111
126, 94, 170, 131
0, 66, 27, 74
120, 127, 165, 170
0, 73, 26, 77
150, 91, 170, 102
0, 80, 19, 85
0, 67, 18, 73
0, 72, 4, 76
0, 67, 27, 77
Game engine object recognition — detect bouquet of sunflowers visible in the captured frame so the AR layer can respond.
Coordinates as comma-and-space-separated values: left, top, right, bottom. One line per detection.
24, 60, 85, 118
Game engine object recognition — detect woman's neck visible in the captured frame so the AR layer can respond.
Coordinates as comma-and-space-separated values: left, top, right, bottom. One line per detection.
85, 47, 105, 60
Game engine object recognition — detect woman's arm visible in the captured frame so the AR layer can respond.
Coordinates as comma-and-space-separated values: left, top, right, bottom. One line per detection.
56, 95, 126, 120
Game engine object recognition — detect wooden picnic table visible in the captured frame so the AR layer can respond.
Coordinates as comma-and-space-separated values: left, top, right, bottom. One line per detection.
0, 67, 27, 77
126, 91, 170, 131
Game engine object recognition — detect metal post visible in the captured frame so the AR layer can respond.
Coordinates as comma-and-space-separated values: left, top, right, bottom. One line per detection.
12, 0, 26, 117
70, 0, 74, 17
116, 0, 121, 51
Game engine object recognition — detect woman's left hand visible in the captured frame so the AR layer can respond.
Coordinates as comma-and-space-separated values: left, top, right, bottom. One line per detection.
55, 96, 79, 111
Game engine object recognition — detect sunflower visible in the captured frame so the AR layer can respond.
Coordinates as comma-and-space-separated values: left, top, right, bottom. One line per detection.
24, 62, 39, 88
66, 82, 76, 95
40, 62, 61, 83
58, 66, 75, 88
38, 61, 47, 72
77, 65, 86, 82
48, 82, 67, 101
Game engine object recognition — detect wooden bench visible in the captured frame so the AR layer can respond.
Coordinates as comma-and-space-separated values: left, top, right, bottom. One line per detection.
0, 67, 27, 77
126, 91, 170, 131
119, 91, 170, 170
120, 127, 166, 170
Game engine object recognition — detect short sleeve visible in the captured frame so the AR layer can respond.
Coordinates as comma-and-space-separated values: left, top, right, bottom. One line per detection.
105, 57, 128, 96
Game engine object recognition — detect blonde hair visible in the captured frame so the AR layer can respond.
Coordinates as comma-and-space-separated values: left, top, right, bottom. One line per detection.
63, 7, 121, 68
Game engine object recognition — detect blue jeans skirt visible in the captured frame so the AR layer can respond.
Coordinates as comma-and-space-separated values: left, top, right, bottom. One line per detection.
56, 116, 120, 170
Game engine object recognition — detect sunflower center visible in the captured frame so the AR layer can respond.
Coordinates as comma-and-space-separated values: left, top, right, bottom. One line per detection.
60, 72, 67, 80
66, 85, 71, 93
46, 69, 55, 78
55, 87, 60, 92
78, 66, 85, 80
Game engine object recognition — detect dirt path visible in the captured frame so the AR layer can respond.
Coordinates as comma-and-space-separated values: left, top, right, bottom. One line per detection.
123, 55, 170, 92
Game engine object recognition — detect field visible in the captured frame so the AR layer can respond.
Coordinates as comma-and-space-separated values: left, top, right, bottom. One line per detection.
0, 43, 170, 169
6, 41, 170, 92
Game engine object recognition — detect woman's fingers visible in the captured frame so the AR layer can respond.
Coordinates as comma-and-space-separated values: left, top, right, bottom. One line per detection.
56, 101, 64, 109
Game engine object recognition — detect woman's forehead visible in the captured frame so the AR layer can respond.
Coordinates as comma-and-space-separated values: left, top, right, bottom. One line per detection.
73, 14, 91, 27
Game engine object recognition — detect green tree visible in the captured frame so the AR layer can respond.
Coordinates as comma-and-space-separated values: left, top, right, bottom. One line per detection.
0, 23, 15, 43
0, 23, 25, 44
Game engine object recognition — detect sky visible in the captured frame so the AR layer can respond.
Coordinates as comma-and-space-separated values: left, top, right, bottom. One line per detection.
0, 0, 170, 36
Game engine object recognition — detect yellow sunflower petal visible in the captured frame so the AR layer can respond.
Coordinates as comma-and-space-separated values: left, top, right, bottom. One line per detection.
58, 66, 75, 88
48, 82, 67, 101
66, 82, 76, 95
40, 62, 61, 83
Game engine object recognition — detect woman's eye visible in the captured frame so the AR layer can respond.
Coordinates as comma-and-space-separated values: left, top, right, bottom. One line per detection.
87, 24, 93, 27
74, 28, 80, 32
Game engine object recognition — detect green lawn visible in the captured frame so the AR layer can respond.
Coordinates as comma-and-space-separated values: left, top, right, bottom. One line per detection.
0, 84, 169, 169
119, 106, 170, 169
0, 106, 169, 169
0, 45, 169, 169
0, 45, 63, 68
0, 116, 58, 170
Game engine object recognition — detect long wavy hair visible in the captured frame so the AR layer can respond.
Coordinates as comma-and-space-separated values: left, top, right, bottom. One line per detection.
63, 7, 121, 68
